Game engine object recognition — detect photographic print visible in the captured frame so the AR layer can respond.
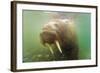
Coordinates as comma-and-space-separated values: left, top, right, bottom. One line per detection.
23, 10, 90, 62
11, 1, 97, 72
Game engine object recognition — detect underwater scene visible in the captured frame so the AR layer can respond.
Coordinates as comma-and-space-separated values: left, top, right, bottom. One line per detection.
22, 10, 91, 62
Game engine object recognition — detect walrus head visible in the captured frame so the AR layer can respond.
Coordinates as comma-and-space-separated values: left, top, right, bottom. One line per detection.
40, 19, 69, 54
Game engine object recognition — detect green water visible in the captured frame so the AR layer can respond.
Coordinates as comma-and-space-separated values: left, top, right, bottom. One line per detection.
22, 10, 91, 62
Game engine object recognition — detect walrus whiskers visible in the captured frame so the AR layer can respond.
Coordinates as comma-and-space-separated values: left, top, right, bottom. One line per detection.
55, 40, 62, 54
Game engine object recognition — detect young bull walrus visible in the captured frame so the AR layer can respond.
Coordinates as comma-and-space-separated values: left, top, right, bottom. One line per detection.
40, 19, 79, 60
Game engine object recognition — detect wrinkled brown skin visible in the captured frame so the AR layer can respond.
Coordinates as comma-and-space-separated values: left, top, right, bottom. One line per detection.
40, 19, 79, 60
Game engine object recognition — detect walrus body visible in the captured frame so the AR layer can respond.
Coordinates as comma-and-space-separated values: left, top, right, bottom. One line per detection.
40, 19, 79, 60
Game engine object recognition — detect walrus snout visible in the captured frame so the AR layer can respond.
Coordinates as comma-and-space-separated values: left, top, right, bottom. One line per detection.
40, 29, 63, 55
40, 30, 57, 45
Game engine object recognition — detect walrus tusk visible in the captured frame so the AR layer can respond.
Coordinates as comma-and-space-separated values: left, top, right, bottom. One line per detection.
55, 40, 63, 54
45, 43, 54, 55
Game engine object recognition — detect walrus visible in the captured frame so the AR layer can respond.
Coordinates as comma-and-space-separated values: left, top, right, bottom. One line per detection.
40, 19, 79, 60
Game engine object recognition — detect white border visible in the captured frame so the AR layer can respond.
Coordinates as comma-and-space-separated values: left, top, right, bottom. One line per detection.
17, 3, 96, 69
